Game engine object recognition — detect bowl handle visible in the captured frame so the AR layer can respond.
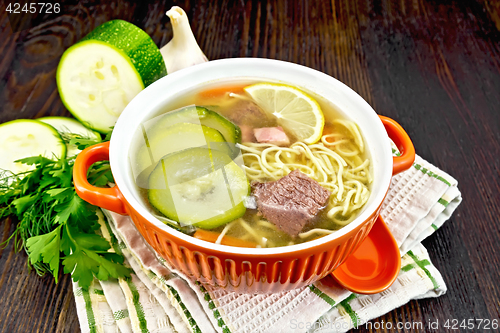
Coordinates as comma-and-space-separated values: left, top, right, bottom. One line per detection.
73, 141, 127, 215
379, 116, 416, 175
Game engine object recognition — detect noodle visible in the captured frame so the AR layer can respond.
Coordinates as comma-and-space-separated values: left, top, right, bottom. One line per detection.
238, 119, 371, 231
298, 228, 335, 239
256, 219, 278, 230
216, 222, 232, 244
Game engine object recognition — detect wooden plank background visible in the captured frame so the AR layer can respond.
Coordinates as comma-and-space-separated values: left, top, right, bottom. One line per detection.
1, 0, 499, 332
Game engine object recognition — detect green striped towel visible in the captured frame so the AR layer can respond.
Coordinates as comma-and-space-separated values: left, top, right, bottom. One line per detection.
72, 153, 461, 333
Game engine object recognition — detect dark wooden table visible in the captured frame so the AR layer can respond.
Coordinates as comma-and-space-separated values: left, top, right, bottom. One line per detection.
1, 1, 499, 332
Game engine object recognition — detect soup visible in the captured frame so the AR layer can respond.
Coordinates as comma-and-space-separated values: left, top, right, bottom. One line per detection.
129, 79, 372, 248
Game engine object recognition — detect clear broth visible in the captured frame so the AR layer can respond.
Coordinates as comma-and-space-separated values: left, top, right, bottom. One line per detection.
129, 78, 372, 247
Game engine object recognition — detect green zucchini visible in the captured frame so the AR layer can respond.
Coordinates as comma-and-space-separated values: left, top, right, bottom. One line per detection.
132, 122, 231, 187
150, 106, 242, 154
148, 147, 248, 229
38, 116, 101, 157
57, 20, 167, 133
0, 120, 66, 174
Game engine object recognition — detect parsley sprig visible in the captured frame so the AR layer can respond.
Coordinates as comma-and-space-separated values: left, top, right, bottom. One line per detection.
0, 133, 131, 288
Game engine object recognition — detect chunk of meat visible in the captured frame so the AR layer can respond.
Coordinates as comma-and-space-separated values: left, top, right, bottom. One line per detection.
227, 100, 269, 127
251, 170, 330, 236
253, 126, 290, 146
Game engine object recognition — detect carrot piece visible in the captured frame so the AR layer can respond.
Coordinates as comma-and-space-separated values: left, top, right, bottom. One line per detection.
321, 123, 336, 136
193, 229, 259, 248
197, 84, 247, 99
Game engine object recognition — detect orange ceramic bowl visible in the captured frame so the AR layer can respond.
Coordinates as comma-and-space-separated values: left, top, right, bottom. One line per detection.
73, 58, 415, 293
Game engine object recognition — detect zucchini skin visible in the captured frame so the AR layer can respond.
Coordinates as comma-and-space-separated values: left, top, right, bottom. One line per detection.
80, 20, 167, 87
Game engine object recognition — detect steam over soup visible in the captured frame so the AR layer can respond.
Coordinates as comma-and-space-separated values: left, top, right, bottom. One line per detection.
129, 80, 372, 248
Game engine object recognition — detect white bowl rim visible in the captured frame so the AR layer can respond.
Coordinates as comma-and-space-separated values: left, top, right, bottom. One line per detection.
110, 58, 393, 256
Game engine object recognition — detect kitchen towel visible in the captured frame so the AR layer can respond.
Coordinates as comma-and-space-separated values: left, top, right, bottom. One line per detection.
72, 153, 461, 333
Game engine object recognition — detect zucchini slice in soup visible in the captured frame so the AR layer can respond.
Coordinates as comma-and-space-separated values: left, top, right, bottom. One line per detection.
132, 122, 232, 187
148, 147, 249, 229
149, 106, 242, 153
57, 20, 167, 133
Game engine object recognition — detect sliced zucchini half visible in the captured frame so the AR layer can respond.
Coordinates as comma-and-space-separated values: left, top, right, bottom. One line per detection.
149, 106, 242, 153
38, 116, 101, 157
0, 119, 66, 174
148, 147, 249, 229
132, 122, 232, 188
57, 20, 167, 133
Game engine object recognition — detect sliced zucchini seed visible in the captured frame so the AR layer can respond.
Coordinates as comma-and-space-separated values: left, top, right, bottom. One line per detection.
111, 65, 119, 78
94, 71, 105, 80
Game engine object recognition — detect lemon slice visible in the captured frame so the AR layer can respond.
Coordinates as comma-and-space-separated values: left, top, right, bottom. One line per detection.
244, 83, 325, 144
